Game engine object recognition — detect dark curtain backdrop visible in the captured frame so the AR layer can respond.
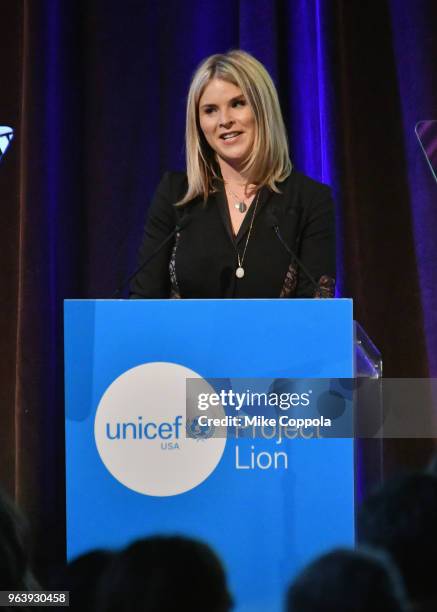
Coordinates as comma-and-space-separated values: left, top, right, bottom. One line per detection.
1, 0, 436, 574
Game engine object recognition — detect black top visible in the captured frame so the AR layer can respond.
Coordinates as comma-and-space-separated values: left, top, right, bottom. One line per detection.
130, 170, 336, 299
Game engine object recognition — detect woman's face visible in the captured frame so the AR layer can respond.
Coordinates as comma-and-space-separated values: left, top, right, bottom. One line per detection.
198, 78, 256, 170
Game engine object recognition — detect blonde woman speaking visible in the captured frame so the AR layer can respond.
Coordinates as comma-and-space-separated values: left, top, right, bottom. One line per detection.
130, 50, 335, 299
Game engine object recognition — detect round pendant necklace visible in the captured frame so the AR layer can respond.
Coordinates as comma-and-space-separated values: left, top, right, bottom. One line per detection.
235, 201, 247, 213
226, 184, 251, 214
235, 191, 260, 279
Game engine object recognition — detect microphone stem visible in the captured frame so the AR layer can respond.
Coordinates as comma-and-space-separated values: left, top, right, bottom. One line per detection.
273, 226, 319, 291
112, 227, 179, 298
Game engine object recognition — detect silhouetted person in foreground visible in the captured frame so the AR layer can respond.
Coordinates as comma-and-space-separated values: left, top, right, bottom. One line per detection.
0, 487, 39, 612
0, 487, 39, 590
358, 472, 437, 611
96, 535, 233, 612
51, 549, 114, 612
286, 547, 408, 612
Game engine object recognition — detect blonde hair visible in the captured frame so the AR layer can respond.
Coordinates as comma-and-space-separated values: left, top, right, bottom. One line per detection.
178, 50, 292, 205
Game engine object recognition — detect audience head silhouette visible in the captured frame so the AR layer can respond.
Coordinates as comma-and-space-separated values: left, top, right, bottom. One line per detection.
96, 535, 233, 612
0, 487, 38, 590
286, 547, 407, 612
52, 549, 114, 612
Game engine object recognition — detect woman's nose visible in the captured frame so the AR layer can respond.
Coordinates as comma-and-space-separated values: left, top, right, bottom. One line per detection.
218, 110, 234, 128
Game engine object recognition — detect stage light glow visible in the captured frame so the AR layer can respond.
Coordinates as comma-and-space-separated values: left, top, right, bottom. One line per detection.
415, 120, 437, 183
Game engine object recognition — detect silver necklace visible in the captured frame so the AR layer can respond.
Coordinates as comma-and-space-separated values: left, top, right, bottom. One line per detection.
226, 184, 252, 214
235, 191, 260, 279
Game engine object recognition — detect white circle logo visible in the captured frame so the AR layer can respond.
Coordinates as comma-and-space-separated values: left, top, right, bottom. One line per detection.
94, 362, 226, 496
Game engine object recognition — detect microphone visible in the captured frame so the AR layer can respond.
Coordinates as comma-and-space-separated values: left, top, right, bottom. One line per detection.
112, 214, 192, 298
266, 209, 323, 297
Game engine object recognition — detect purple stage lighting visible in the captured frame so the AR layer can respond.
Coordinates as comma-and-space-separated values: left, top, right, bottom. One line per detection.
415, 120, 437, 183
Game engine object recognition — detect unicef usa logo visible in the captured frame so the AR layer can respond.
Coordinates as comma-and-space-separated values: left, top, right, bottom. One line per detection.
94, 362, 226, 497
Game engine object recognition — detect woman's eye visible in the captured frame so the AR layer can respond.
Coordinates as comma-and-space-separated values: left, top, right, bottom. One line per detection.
233, 99, 245, 107
204, 107, 216, 114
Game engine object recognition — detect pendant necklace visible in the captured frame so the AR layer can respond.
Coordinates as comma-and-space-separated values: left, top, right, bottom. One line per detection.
235, 191, 260, 279
226, 184, 251, 214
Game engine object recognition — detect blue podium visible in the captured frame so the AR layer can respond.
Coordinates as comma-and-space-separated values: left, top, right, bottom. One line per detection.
64, 299, 354, 612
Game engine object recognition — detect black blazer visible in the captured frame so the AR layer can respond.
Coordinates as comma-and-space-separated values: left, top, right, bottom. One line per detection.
130, 170, 336, 299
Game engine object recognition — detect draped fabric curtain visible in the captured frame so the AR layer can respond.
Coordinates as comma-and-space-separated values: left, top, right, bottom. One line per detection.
1, 0, 436, 574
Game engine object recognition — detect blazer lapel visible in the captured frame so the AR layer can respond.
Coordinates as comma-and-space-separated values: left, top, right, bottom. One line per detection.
214, 185, 236, 244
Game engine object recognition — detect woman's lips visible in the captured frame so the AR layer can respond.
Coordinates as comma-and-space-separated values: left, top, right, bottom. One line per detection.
219, 132, 243, 144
